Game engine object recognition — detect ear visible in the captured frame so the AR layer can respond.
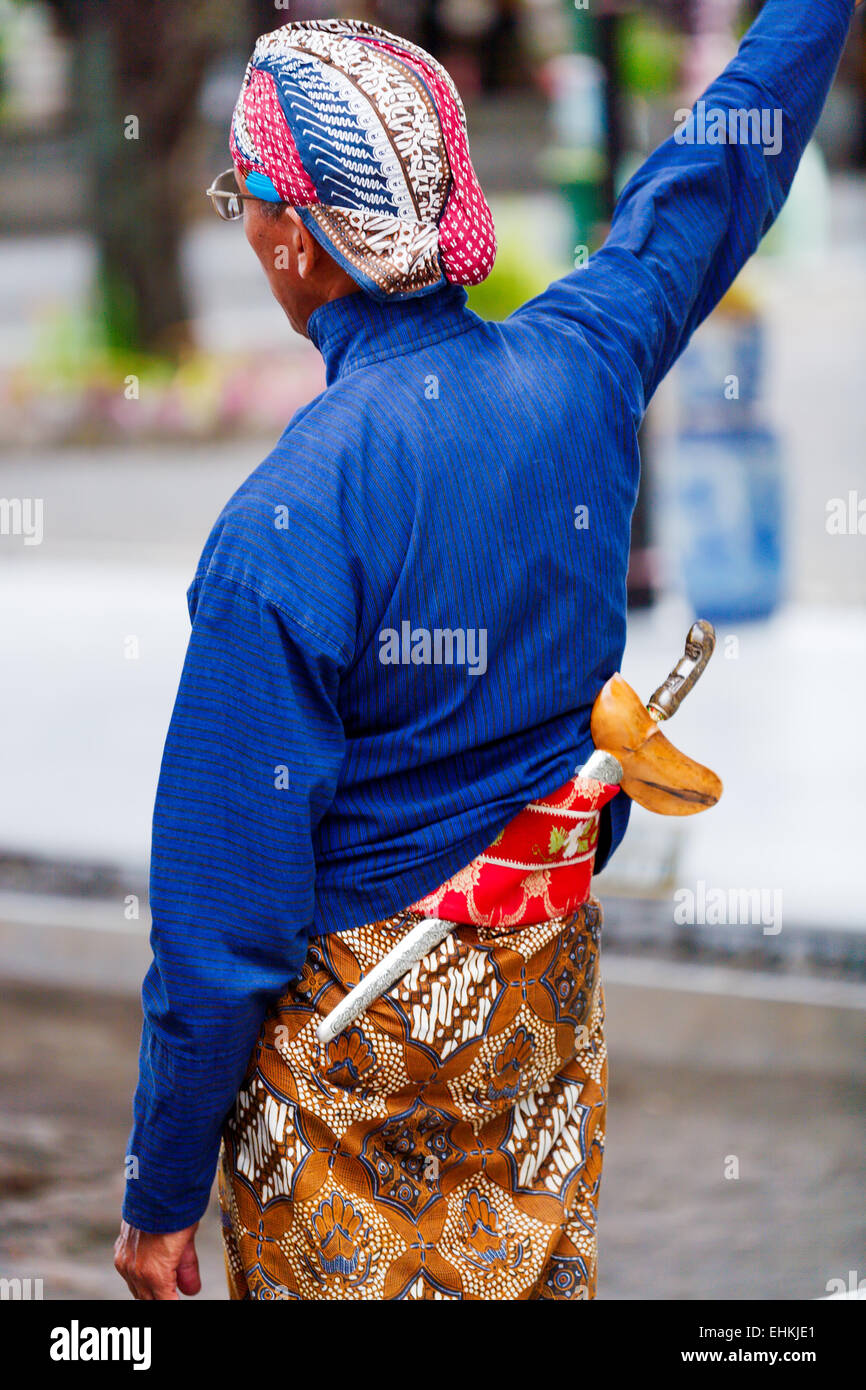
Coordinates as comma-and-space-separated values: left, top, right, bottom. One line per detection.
285, 209, 321, 281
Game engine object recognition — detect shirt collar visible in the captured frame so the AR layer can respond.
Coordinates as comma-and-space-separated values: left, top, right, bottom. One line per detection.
307, 284, 480, 386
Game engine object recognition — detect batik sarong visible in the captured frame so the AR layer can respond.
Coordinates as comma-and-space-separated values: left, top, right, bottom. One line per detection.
219, 774, 613, 1301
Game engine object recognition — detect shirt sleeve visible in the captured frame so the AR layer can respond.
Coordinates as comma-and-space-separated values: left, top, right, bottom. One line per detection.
514, 0, 856, 413
122, 569, 346, 1232
593, 789, 631, 878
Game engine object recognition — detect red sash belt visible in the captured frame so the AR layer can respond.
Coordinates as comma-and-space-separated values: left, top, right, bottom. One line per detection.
410, 774, 620, 932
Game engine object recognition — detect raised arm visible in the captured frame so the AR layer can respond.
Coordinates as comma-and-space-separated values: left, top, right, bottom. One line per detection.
515, 0, 859, 413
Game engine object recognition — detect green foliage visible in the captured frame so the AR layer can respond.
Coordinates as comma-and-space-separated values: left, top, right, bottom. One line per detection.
33, 304, 175, 388
467, 235, 563, 323
619, 14, 683, 96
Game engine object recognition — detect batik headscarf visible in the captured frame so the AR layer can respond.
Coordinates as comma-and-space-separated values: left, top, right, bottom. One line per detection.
230, 19, 497, 301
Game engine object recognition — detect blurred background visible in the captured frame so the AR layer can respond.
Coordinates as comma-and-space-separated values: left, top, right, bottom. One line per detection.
0, 0, 864, 1301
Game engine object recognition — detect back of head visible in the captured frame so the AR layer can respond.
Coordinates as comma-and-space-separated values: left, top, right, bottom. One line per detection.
231, 18, 497, 303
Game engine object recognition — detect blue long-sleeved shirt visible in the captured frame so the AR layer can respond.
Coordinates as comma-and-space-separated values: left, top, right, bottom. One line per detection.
124, 0, 857, 1232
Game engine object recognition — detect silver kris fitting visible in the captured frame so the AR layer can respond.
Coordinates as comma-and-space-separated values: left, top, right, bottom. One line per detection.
578, 749, 623, 786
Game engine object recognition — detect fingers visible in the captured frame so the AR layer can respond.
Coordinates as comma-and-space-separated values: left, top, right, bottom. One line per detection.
176, 1236, 202, 1297
114, 1221, 198, 1300
145, 1272, 180, 1301
114, 1222, 145, 1300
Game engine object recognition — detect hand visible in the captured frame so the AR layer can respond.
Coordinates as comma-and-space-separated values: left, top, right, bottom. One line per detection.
114, 1220, 201, 1300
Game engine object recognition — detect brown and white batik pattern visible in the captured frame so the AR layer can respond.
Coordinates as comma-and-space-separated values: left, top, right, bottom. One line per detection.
219, 899, 607, 1301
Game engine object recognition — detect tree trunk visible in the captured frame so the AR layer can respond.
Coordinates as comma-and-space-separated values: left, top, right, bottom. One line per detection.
57, 0, 234, 358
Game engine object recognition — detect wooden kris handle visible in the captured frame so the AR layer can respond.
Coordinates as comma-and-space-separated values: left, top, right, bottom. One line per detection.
646, 620, 716, 724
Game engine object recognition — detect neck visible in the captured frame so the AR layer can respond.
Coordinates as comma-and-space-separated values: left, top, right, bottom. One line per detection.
300, 278, 358, 336
307, 283, 475, 386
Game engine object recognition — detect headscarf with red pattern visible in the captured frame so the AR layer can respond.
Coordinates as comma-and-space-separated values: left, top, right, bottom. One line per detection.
231, 18, 497, 302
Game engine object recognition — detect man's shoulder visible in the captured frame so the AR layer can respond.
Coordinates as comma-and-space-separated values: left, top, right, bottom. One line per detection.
190, 437, 358, 663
